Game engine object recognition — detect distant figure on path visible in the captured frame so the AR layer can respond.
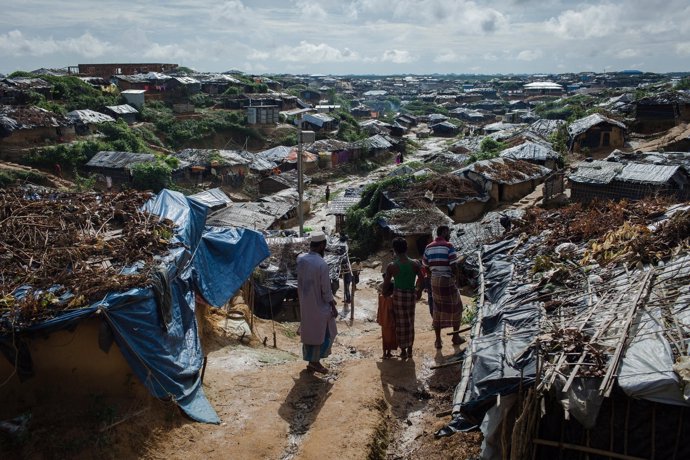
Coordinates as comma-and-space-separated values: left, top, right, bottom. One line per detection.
423, 225, 463, 349
382, 237, 424, 359
297, 232, 338, 374
325, 184, 330, 203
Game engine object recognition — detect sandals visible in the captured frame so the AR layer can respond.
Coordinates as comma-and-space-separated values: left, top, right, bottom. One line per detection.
307, 363, 329, 374
399, 349, 408, 359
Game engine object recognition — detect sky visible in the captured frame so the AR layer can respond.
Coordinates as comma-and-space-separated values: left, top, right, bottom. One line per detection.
1, 0, 689, 76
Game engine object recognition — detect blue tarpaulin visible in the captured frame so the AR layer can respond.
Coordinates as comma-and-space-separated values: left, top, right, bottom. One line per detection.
2, 189, 270, 424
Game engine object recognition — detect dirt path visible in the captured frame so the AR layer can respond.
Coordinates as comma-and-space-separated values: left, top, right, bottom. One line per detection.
134, 134, 479, 460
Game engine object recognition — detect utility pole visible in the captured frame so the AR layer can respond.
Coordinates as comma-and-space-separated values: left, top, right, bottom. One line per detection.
297, 118, 304, 236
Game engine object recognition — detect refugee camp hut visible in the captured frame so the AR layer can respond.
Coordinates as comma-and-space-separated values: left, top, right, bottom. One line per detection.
258, 169, 310, 195
121, 89, 146, 108
173, 148, 250, 187
206, 201, 292, 231
431, 121, 460, 137
499, 141, 560, 169
305, 138, 351, 168
257, 145, 294, 172
454, 158, 551, 204
446, 204, 690, 460
389, 173, 490, 224
66, 109, 115, 135
285, 147, 319, 173
376, 207, 455, 258
0, 106, 72, 154
259, 188, 307, 227
569, 159, 690, 203
85, 150, 156, 188
0, 189, 270, 426
104, 104, 139, 124
240, 151, 276, 176
198, 73, 243, 95
568, 113, 627, 154
634, 91, 690, 134
529, 118, 566, 140
327, 187, 364, 234
167, 76, 202, 99
302, 112, 338, 131
350, 135, 393, 161
188, 187, 232, 211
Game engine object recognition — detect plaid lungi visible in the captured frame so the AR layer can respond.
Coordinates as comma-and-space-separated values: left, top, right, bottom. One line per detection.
430, 276, 462, 329
392, 288, 416, 349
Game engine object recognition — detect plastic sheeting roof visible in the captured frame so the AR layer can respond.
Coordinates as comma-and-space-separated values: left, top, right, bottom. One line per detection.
105, 104, 139, 115
67, 109, 115, 124
85, 151, 155, 169
568, 113, 627, 137
569, 160, 686, 185
499, 141, 559, 163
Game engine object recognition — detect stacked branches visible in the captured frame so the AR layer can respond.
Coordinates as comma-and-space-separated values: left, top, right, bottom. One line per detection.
0, 188, 176, 330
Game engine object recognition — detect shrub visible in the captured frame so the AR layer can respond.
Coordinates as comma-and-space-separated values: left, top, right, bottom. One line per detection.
131, 161, 172, 192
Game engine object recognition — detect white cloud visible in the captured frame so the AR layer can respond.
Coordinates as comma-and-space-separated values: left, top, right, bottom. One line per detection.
247, 49, 270, 60
676, 42, 690, 56
382, 49, 414, 64
274, 41, 360, 62
516, 49, 542, 61
434, 50, 463, 63
545, 5, 619, 39
215, 0, 253, 25
143, 42, 192, 60
293, 0, 328, 20
0, 30, 111, 57
616, 48, 640, 59
483, 53, 498, 61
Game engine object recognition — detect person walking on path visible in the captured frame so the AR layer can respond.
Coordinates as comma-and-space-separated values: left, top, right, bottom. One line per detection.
423, 225, 463, 349
325, 184, 330, 203
297, 232, 338, 374
382, 237, 424, 359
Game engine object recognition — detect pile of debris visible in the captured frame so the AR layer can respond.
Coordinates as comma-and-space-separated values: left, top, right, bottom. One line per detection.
394, 173, 480, 208
0, 188, 176, 331
472, 157, 544, 182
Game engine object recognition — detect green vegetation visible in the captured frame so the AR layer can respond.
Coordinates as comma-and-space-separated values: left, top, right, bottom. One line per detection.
28, 120, 152, 169
344, 175, 416, 257
131, 160, 173, 192
676, 77, 690, 90
401, 101, 449, 116
142, 104, 263, 149
548, 123, 570, 156
468, 137, 506, 163
0, 169, 49, 188
533, 94, 595, 121
335, 110, 368, 142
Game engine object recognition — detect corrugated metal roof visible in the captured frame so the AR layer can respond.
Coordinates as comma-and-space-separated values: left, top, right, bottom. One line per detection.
188, 188, 232, 209
499, 142, 559, 162
529, 119, 566, 138
257, 145, 293, 162
618, 163, 683, 184
174, 148, 251, 167
568, 113, 627, 137
85, 151, 155, 169
105, 104, 139, 115
207, 201, 291, 230
172, 76, 200, 85
568, 160, 624, 184
67, 109, 115, 124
